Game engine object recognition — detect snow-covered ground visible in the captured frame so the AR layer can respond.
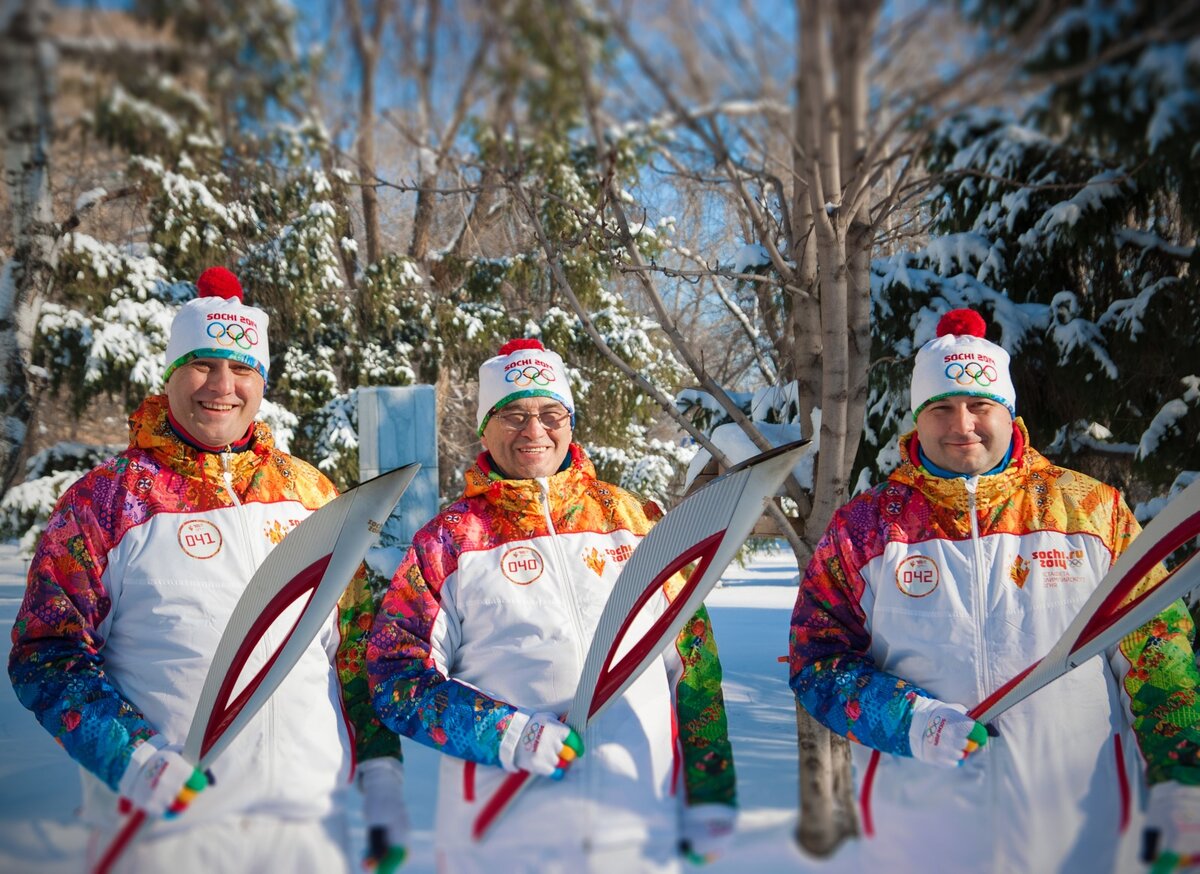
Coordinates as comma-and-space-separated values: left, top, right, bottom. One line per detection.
0, 541, 853, 873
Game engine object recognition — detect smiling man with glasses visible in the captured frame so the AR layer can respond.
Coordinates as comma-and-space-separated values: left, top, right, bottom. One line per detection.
367, 338, 738, 873
482, 398, 574, 480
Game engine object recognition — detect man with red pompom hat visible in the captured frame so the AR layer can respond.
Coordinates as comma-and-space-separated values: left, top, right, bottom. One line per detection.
789, 308, 1200, 872
366, 338, 738, 872
9, 267, 409, 873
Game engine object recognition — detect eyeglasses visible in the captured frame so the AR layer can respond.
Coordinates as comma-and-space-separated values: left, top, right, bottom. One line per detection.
493, 408, 572, 432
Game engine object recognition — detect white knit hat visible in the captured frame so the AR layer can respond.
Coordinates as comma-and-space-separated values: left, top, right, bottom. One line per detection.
163, 267, 270, 385
911, 309, 1016, 418
476, 338, 575, 435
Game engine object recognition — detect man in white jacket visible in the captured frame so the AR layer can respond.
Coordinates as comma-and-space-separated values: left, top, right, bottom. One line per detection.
790, 308, 1200, 873
367, 338, 738, 873
9, 267, 409, 873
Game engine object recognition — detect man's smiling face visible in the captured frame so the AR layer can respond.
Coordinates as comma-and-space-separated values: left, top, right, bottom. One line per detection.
165, 357, 264, 448
916, 395, 1013, 475
481, 397, 573, 479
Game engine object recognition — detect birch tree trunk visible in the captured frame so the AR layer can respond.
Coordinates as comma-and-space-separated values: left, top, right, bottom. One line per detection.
0, 0, 57, 495
788, 122, 821, 462
791, 0, 880, 857
836, 0, 879, 480
345, 0, 387, 264
407, 0, 439, 262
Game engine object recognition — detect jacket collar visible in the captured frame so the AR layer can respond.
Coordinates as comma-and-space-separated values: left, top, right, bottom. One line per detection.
462, 442, 593, 508
892, 419, 1050, 510
129, 394, 274, 488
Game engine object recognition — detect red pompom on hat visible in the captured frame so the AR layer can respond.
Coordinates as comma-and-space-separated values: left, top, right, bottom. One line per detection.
497, 338, 546, 356
195, 266, 244, 301
937, 308, 986, 338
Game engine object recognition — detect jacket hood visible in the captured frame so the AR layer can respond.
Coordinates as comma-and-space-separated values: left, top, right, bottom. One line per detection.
463, 443, 591, 494
460, 443, 594, 529
129, 394, 275, 489
891, 418, 1052, 511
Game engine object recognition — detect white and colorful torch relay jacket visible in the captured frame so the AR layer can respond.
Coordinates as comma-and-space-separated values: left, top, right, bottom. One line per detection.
790, 421, 1200, 873
367, 446, 736, 871
8, 395, 397, 838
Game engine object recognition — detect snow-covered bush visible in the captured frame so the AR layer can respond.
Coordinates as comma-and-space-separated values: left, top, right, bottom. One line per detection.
0, 443, 123, 555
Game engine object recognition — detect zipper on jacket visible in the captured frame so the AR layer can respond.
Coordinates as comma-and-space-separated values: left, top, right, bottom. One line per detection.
965, 477, 992, 696
537, 480, 589, 668
220, 449, 264, 567
220, 448, 266, 569
966, 476, 1001, 871
221, 448, 243, 509
221, 447, 276, 794
537, 478, 596, 846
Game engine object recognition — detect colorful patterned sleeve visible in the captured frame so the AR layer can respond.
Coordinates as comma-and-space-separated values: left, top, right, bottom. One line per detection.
789, 503, 932, 757
337, 562, 403, 763
1108, 499, 1200, 786
664, 603, 737, 807
367, 527, 516, 765
7, 492, 157, 790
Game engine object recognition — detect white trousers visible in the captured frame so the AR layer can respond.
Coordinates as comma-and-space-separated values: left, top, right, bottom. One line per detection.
87, 813, 352, 874
436, 838, 682, 874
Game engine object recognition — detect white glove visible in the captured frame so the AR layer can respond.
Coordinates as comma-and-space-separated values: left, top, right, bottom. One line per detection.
358, 757, 410, 872
907, 697, 991, 768
499, 710, 584, 779
1143, 781, 1200, 872
680, 803, 736, 864
117, 738, 208, 818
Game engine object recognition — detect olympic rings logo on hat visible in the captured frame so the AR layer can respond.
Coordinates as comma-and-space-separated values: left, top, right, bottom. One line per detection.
505, 365, 555, 387
207, 321, 259, 350
945, 361, 997, 387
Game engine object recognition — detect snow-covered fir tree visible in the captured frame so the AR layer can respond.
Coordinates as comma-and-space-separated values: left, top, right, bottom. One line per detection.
865, 0, 1200, 510
1, 1, 687, 546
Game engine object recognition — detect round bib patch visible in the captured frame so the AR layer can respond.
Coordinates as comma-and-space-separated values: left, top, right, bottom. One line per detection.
178, 519, 223, 559
500, 546, 544, 586
896, 555, 939, 597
